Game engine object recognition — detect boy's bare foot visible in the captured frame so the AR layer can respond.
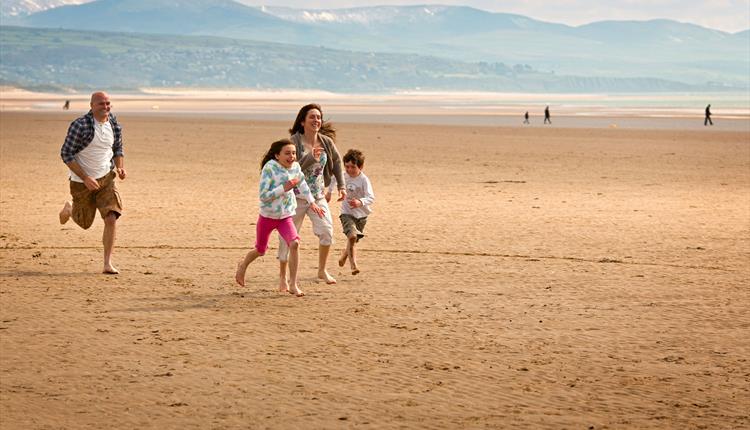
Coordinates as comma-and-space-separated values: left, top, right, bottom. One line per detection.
278, 278, 290, 293
59, 201, 72, 224
289, 283, 305, 297
235, 261, 247, 287
338, 254, 347, 267
103, 264, 119, 275
318, 270, 337, 284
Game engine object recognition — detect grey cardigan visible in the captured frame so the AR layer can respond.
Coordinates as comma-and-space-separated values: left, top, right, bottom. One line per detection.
290, 132, 345, 191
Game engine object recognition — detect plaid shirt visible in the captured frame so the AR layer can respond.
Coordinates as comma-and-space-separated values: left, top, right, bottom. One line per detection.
60, 110, 123, 165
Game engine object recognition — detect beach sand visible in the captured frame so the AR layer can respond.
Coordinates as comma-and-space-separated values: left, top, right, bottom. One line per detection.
1, 111, 748, 429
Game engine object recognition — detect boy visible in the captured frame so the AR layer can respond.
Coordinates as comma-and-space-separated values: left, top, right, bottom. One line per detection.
337, 149, 375, 275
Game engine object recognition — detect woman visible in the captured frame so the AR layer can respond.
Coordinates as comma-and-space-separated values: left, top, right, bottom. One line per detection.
278, 103, 346, 289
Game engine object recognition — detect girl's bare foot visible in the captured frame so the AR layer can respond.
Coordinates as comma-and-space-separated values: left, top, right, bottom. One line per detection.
289, 283, 305, 297
318, 270, 337, 284
59, 201, 72, 224
235, 261, 247, 287
278, 278, 290, 293
103, 264, 119, 275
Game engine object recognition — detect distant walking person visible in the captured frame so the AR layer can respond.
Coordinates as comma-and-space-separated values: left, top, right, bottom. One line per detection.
544, 105, 551, 124
523, 111, 530, 124
58, 91, 127, 274
704, 104, 713, 126
63, 100, 70, 110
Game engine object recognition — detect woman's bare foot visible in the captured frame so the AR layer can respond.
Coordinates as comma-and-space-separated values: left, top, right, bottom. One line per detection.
235, 261, 247, 287
103, 264, 119, 275
278, 277, 290, 293
289, 283, 305, 297
59, 201, 72, 224
318, 270, 337, 284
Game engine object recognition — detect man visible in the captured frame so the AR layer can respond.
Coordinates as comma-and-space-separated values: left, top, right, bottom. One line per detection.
58, 91, 127, 274
704, 104, 713, 126
544, 105, 551, 124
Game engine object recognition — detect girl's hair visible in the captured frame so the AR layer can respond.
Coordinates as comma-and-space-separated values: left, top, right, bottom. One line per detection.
260, 138, 295, 171
289, 103, 337, 141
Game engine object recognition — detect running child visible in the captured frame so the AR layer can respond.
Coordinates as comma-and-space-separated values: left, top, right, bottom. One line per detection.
235, 139, 325, 296
337, 149, 375, 275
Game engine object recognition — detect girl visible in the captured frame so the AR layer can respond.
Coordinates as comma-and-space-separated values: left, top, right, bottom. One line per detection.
277, 104, 346, 289
235, 139, 325, 297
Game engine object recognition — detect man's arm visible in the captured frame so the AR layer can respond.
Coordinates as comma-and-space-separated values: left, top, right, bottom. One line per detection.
114, 156, 126, 180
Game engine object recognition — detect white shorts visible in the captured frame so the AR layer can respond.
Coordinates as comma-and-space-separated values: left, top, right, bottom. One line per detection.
277, 197, 334, 262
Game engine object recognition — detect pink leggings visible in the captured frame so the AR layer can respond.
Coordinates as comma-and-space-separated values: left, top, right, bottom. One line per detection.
255, 215, 299, 255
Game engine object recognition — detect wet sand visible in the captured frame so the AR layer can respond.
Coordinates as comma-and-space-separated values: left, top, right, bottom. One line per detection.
1, 111, 748, 429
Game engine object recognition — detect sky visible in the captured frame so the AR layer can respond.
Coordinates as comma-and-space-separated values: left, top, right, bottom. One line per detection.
244, 0, 750, 33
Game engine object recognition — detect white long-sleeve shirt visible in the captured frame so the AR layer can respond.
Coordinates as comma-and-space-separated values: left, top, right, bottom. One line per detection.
341, 171, 375, 219
258, 160, 314, 219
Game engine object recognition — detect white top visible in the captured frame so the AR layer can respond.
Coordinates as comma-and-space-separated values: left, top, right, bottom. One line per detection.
258, 160, 315, 219
341, 171, 375, 219
69, 120, 114, 182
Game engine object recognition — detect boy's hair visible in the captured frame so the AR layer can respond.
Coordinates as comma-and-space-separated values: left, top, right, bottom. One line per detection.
343, 149, 365, 168
260, 138, 294, 170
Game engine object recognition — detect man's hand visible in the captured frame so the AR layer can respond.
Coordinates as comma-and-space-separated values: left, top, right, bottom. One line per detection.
337, 189, 347, 202
83, 176, 100, 191
116, 167, 127, 180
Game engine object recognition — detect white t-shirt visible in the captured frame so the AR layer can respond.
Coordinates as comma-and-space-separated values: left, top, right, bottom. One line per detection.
341, 171, 375, 219
69, 120, 114, 182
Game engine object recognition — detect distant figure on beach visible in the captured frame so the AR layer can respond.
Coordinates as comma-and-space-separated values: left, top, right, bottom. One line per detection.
277, 104, 346, 290
235, 139, 325, 296
336, 149, 375, 275
63, 100, 70, 110
544, 106, 551, 124
58, 91, 127, 274
704, 104, 713, 126
523, 111, 530, 124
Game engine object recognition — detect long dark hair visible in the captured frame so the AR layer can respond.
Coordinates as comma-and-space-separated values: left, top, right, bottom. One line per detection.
260, 138, 295, 171
289, 103, 337, 141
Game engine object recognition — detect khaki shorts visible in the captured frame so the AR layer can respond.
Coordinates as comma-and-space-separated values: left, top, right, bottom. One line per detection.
69, 170, 123, 229
340, 214, 367, 242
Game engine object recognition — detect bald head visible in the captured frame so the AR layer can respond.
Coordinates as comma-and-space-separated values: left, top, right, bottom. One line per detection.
90, 91, 111, 122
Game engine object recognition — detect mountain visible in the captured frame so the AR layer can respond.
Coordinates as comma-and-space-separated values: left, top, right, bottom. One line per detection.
0, 25, 702, 93
0, 0, 89, 18
14, 0, 313, 38
5, 1, 750, 89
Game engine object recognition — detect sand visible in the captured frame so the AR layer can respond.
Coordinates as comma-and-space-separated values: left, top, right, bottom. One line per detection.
1, 110, 748, 429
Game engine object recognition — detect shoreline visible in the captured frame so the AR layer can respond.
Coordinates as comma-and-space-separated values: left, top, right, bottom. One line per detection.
1, 87, 748, 131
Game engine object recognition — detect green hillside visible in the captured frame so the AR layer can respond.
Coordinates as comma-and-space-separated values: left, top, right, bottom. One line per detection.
0, 26, 708, 92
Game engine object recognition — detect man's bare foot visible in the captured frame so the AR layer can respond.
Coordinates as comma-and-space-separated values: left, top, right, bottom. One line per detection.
103, 264, 119, 275
338, 254, 347, 267
278, 278, 290, 293
235, 261, 247, 287
318, 270, 337, 284
289, 283, 305, 297
59, 201, 72, 224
